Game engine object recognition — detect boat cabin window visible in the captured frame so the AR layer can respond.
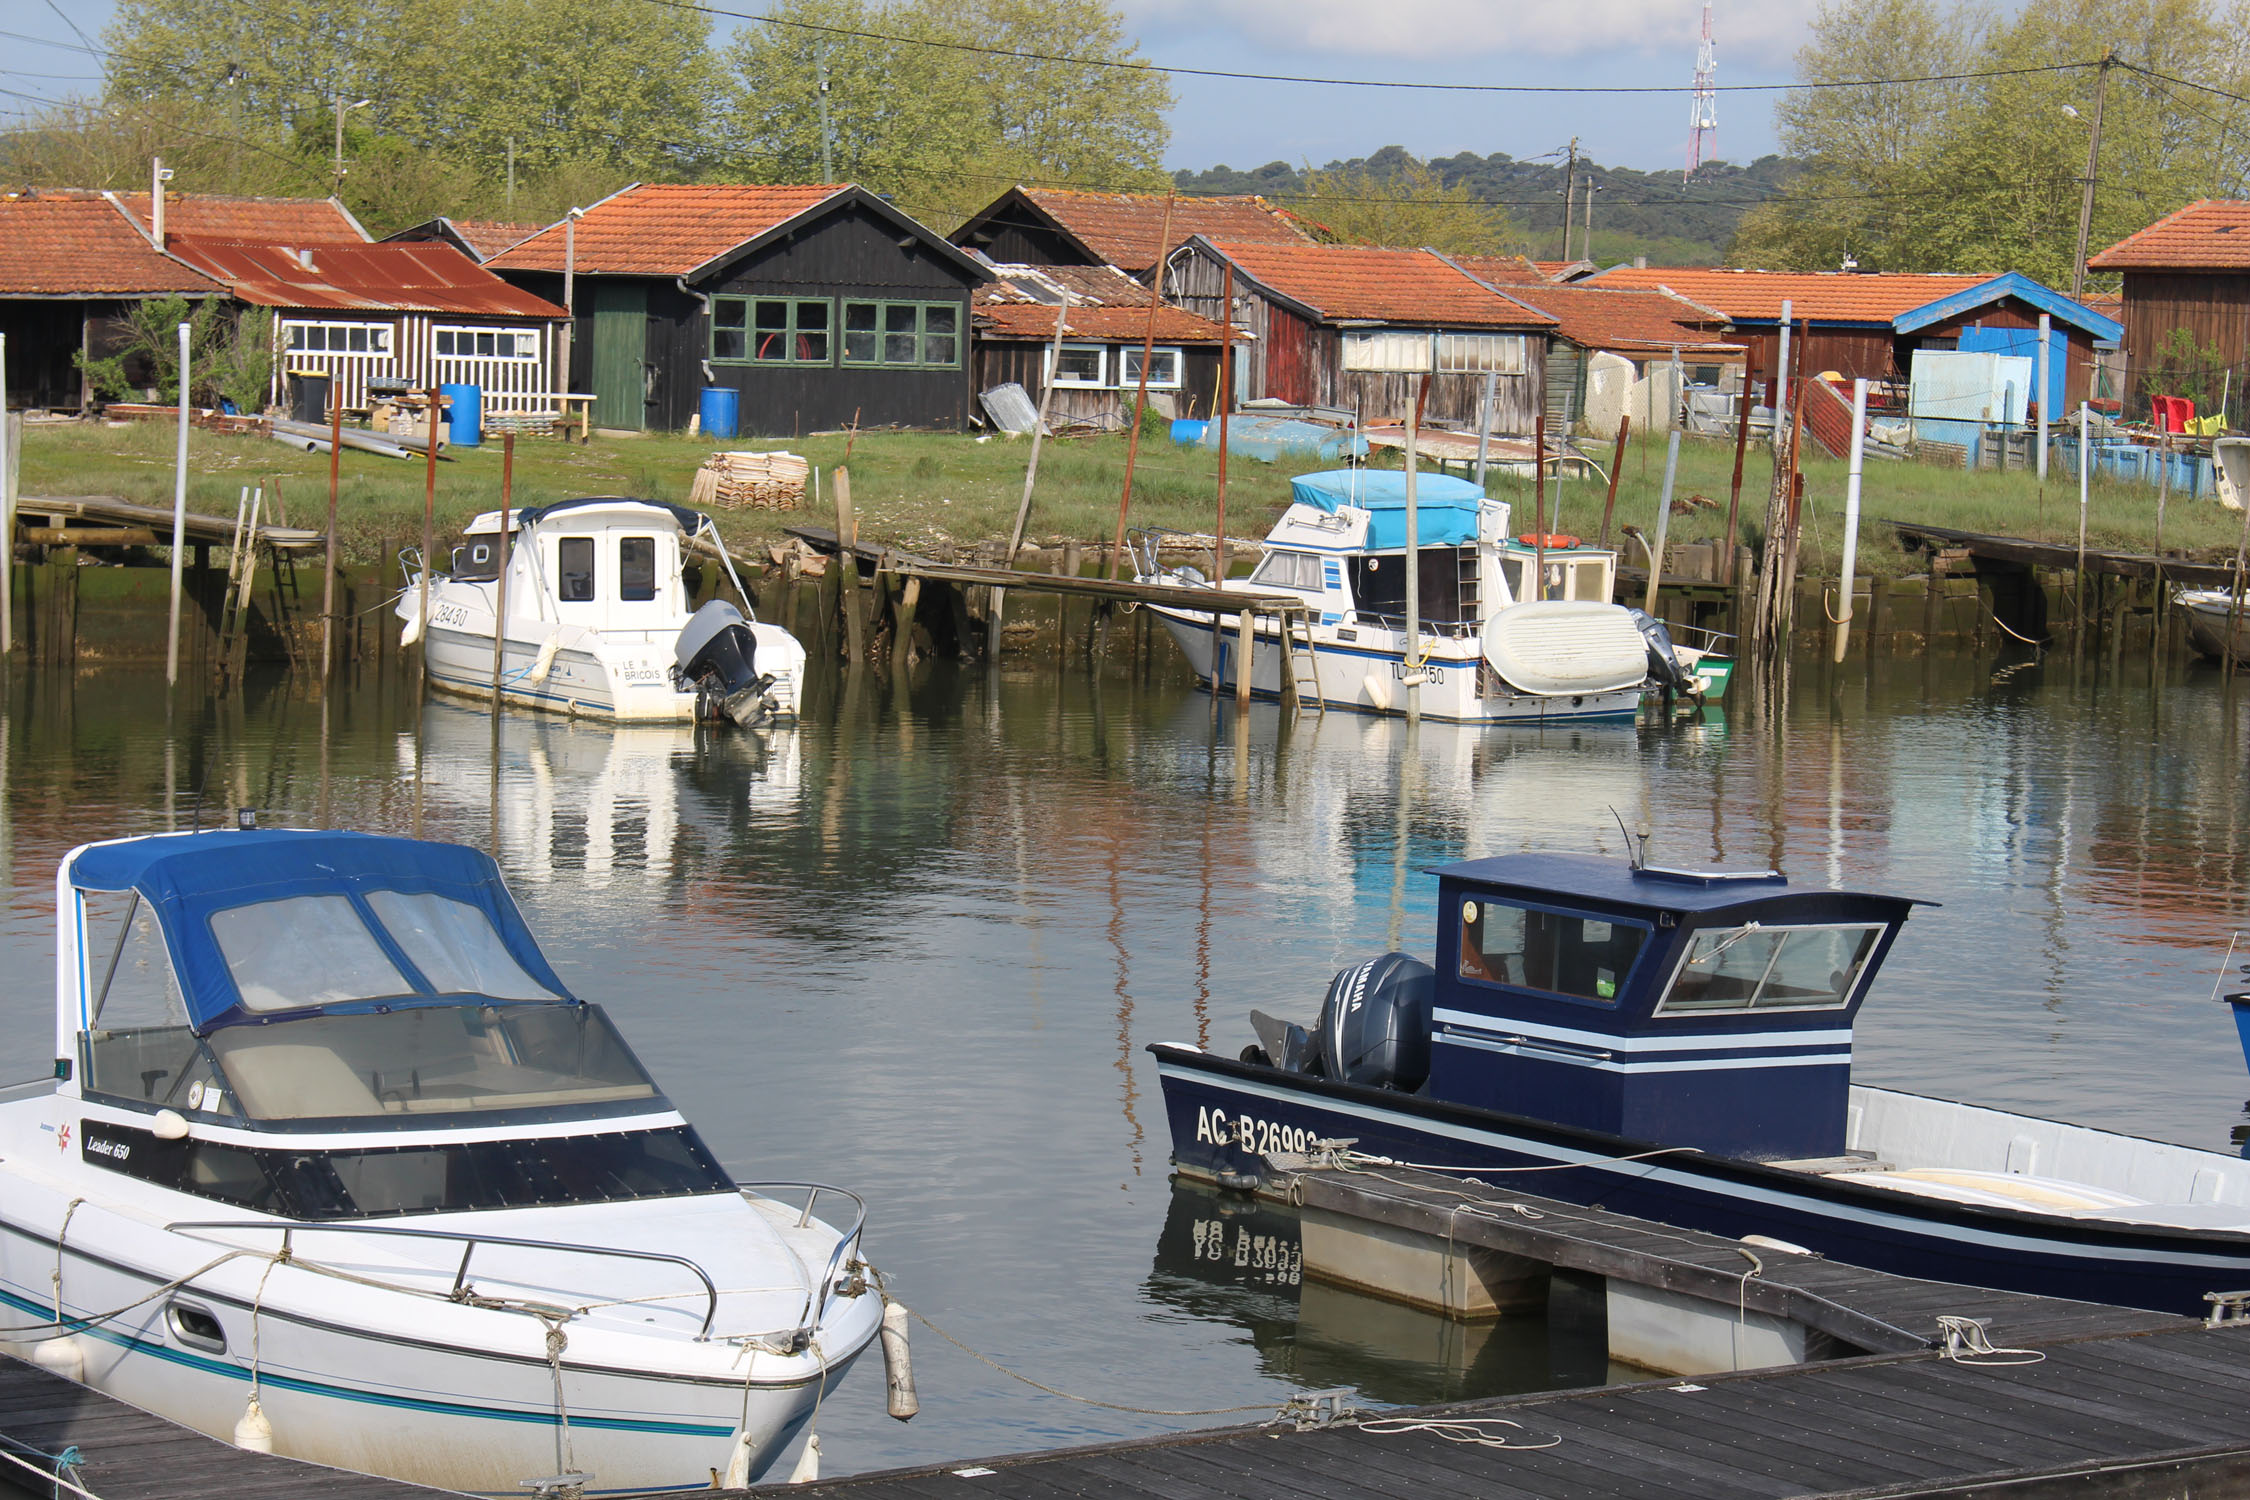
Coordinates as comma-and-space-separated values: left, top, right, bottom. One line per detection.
557, 537, 595, 602
619, 537, 658, 602
1249, 551, 1324, 590
1655, 922, 1887, 1013
1350, 549, 1468, 622
210, 895, 413, 1011
451, 539, 501, 582
364, 891, 559, 1001
1458, 898, 1647, 1004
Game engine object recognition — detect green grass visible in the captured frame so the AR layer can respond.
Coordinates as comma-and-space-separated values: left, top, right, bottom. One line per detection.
19, 416, 2250, 579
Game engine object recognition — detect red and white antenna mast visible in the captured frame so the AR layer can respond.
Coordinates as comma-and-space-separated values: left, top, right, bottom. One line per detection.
1686, 1, 1718, 182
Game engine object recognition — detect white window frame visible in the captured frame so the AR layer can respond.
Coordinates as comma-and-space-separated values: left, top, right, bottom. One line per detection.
282, 319, 394, 358
434, 325, 540, 362
1651, 921, 1890, 1016
1437, 333, 1526, 374
1047, 343, 1109, 388
1118, 345, 1184, 390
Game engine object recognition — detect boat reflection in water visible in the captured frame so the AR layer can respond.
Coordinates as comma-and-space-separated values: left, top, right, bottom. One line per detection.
1146, 1181, 1621, 1410
402, 702, 801, 889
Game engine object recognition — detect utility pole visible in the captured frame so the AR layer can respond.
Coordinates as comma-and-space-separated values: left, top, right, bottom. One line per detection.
2071, 49, 2114, 302
1560, 138, 1578, 262
817, 52, 835, 183
506, 138, 516, 215
333, 93, 346, 195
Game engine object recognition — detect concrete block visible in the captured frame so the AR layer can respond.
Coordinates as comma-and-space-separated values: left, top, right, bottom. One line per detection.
1300, 1206, 1551, 1320
1605, 1279, 1807, 1376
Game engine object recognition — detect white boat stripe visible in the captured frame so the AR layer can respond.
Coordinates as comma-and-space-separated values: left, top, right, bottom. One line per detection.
1435, 1030, 1850, 1072
1153, 1054, 2250, 1271
1434, 1009, 1853, 1053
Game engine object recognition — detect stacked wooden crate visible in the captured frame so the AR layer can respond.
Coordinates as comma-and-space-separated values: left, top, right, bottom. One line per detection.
688, 450, 809, 510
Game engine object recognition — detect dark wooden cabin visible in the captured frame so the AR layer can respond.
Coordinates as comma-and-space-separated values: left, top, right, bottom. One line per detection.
1164, 237, 1557, 433
489, 184, 989, 434
2090, 201, 2250, 418
971, 262, 1239, 426
951, 187, 1312, 281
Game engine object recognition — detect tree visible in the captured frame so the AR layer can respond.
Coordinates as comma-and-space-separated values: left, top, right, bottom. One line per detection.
1293, 151, 1522, 257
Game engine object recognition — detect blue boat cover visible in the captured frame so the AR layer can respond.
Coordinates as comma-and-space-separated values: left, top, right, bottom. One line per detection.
70, 830, 573, 1032
1197, 417, 1369, 464
1289, 470, 1489, 550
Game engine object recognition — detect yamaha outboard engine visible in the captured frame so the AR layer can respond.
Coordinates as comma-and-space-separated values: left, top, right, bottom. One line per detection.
1629, 607, 1691, 696
672, 600, 777, 727
1313, 952, 1434, 1091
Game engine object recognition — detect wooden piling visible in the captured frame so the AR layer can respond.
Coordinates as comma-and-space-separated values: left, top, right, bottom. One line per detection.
1598, 415, 1629, 551
1234, 608, 1252, 709
492, 432, 513, 708
1724, 350, 1756, 585
322, 391, 341, 681
833, 467, 866, 662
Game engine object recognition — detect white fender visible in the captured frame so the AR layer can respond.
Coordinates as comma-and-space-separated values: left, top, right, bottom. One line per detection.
880, 1300, 918, 1420
233, 1394, 274, 1453
30, 1336, 82, 1382
786, 1432, 821, 1484
526, 632, 563, 685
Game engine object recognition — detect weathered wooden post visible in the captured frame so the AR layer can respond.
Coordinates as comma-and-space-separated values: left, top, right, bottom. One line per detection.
492, 431, 514, 709
1832, 378, 1869, 663
421, 384, 439, 687
167, 321, 191, 687
322, 373, 342, 681
1598, 415, 1630, 551
1724, 349, 1756, 586
1645, 431, 1681, 615
833, 466, 866, 662
1235, 608, 1252, 710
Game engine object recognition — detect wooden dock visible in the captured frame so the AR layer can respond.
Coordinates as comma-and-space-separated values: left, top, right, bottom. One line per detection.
19, 495, 325, 553
747, 1166, 2250, 1500
0, 1351, 447, 1500
1888, 518, 2242, 590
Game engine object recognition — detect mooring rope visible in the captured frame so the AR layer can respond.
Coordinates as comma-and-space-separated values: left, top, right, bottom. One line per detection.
0, 1438, 101, 1500
1356, 1416, 1562, 1450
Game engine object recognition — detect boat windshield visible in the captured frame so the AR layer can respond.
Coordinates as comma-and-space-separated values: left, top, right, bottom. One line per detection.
207, 889, 560, 1012
1458, 898, 1648, 1004
84, 1003, 659, 1125
1655, 923, 1887, 1013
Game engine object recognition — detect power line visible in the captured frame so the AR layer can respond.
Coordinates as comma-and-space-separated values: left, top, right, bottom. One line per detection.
0, 28, 109, 57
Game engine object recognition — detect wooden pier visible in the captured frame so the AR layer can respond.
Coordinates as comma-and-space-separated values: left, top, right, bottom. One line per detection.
751, 1166, 2250, 1500
1889, 518, 2243, 590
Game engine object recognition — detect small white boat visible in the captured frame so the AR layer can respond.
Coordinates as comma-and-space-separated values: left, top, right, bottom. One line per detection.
0, 827, 890, 1495
400, 497, 807, 726
1134, 470, 1730, 724
2177, 586, 2250, 665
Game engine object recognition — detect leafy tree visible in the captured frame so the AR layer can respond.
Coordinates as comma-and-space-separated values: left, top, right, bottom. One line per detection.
1293, 152, 1522, 257
2142, 327, 2230, 410
75, 296, 228, 403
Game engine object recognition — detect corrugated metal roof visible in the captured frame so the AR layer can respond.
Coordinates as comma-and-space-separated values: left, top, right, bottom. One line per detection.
0, 195, 223, 297
1199, 239, 1557, 330
1589, 266, 1987, 324
489, 183, 850, 276
167, 238, 566, 317
109, 190, 367, 245
1017, 188, 1311, 271
2088, 200, 2250, 271
1485, 280, 1739, 354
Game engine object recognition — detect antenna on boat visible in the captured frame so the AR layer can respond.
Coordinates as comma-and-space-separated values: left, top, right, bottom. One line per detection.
2209, 931, 2247, 1003
1609, 806, 1649, 870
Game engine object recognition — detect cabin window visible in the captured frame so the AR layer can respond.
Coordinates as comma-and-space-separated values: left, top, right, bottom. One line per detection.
1049, 344, 1107, 386
364, 891, 559, 1001
282, 320, 393, 357
557, 537, 595, 601
841, 300, 962, 369
618, 536, 657, 601
710, 297, 832, 365
208, 895, 413, 1011
1656, 923, 1887, 1014
1249, 551, 1325, 590
1458, 899, 1647, 1004
1119, 346, 1183, 389
434, 326, 538, 361
450, 539, 500, 582
1435, 333, 1527, 374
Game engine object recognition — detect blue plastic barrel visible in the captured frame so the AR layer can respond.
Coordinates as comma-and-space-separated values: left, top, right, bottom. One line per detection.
1170, 418, 1209, 445
440, 383, 481, 448
700, 386, 740, 440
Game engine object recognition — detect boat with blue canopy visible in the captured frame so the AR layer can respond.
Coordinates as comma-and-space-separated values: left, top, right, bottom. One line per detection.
1156, 852, 2250, 1316
0, 827, 894, 1495
1134, 469, 1731, 723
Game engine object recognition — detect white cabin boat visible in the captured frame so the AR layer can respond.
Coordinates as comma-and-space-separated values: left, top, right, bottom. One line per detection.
1135, 470, 1730, 724
0, 828, 888, 1495
401, 497, 806, 726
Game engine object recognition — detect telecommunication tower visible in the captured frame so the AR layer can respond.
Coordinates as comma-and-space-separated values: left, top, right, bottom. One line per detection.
1685, 2, 1718, 182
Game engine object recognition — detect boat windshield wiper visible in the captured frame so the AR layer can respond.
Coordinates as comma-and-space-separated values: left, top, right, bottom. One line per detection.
1687, 920, 1764, 965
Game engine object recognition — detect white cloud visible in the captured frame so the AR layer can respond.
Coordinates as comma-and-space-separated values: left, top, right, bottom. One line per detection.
1119, 0, 1812, 68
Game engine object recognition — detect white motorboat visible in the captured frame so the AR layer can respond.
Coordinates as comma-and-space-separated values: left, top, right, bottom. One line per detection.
400, 497, 807, 727
1134, 470, 1731, 724
2177, 586, 2250, 666
0, 827, 889, 1495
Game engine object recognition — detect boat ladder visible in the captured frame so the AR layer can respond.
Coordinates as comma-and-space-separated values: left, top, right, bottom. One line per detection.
1281, 606, 1325, 719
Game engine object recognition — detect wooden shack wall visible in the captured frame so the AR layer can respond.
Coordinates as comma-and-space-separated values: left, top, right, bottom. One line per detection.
1732, 325, 1899, 387
972, 340, 1222, 425
2117, 270, 2250, 416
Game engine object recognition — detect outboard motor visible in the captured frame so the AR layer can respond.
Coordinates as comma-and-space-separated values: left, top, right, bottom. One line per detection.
672, 600, 777, 727
1317, 952, 1434, 1090
1629, 607, 1692, 696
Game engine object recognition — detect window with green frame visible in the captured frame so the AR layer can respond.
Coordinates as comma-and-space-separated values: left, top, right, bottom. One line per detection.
711, 297, 832, 365
840, 301, 961, 369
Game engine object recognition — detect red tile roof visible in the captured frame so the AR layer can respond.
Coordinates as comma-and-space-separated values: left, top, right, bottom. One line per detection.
1451, 254, 1554, 286
449, 219, 543, 259
1478, 280, 1739, 355
1020, 188, 1310, 272
110, 191, 367, 245
975, 262, 1235, 342
0, 194, 223, 296
1202, 240, 1556, 329
1591, 266, 1986, 323
2089, 200, 2250, 271
167, 238, 565, 318
489, 183, 849, 276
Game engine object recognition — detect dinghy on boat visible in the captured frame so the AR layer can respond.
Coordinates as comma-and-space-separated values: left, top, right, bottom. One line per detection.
400, 497, 806, 726
1157, 853, 2250, 1315
0, 828, 889, 1495
1133, 470, 1731, 724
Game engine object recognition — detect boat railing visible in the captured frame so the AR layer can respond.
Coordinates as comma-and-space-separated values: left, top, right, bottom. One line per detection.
166, 1218, 725, 1339
736, 1180, 868, 1338
398, 545, 445, 588
1346, 610, 1481, 640
1666, 620, 1737, 651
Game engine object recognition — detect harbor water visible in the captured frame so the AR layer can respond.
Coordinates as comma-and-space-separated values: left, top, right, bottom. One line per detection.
0, 640, 2245, 1477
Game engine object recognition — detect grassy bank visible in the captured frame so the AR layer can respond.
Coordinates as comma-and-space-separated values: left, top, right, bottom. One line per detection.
19, 416, 2250, 578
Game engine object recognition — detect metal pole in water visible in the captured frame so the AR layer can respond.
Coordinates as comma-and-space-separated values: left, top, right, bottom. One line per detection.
493, 431, 514, 708
2077, 402, 2090, 637
166, 322, 190, 687
1833, 378, 1869, 662
1645, 430, 1680, 615
323, 377, 342, 681
421, 384, 438, 688
0, 330, 12, 657
1772, 301, 1793, 452
1473, 369, 1495, 489
2036, 312, 2051, 483
1404, 375, 1422, 725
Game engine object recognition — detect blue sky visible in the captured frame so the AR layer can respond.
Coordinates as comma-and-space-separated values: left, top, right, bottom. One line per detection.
0, 0, 1806, 175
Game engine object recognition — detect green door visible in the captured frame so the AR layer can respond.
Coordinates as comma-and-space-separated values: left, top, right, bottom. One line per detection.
590, 283, 647, 430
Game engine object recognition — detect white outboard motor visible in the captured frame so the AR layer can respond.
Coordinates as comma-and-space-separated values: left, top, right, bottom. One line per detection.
673, 600, 778, 727
1316, 952, 1434, 1090
1629, 608, 1692, 696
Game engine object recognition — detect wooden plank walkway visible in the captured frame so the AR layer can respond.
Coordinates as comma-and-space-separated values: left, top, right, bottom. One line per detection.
0, 1353, 448, 1500
750, 1168, 2241, 1500
1887, 519, 2240, 590
20, 495, 325, 552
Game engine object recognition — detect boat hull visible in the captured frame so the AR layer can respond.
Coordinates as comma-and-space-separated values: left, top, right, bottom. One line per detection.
1155, 1044, 2250, 1317
2179, 592, 2250, 665
1146, 605, 1643, 724
420, 621, 801, 725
